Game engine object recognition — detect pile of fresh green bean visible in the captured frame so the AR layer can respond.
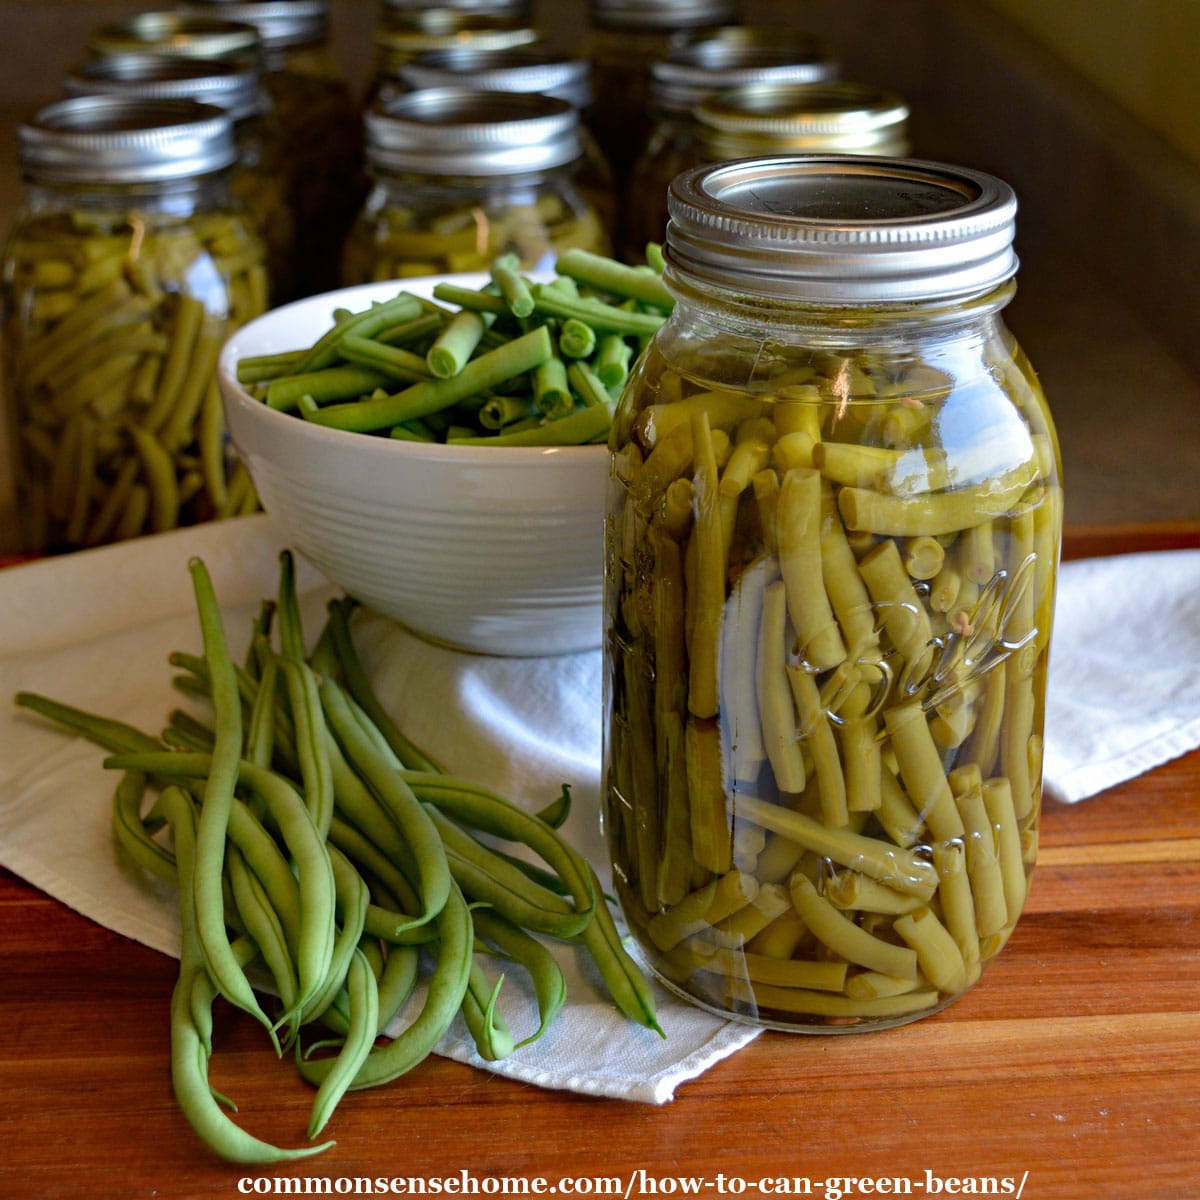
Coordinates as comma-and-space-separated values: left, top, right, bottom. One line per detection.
14, 550, 661, 1163
236, 248, 674, 447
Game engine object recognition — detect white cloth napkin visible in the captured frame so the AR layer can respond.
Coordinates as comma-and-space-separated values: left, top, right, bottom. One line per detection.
0, 515, 758, 1104
1042, 547, 1200, 803
2, 518, 1198, 1101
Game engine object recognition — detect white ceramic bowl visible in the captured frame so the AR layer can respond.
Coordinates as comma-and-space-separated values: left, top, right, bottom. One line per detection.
217, 276, 609, 656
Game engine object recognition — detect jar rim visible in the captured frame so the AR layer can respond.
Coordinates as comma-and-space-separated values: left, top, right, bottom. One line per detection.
18, 95, 238, 184
365, 86, 583, 176
665, 154, 1019, 304
88, 13, 264, 63
64, 53, 265, 123
175, 1, 329, 49
649, 27, 840, 113
697, 81, 910, 136
400, 45, 594, 109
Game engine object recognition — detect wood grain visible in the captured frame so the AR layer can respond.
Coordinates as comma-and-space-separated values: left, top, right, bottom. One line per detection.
2, 524, 1198, 1199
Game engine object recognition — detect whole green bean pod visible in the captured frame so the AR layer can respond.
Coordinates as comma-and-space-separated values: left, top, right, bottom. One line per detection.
472, 907, 566, 1049
186, 559, 271, 1034
402, 772, 596, 931
323, 598, 442, 773
431, 807, 591, 939
319, 679, 451, 932
156, 785, 332, 1162
227, 843, 300, 1037
105, 748, 338, 1027
461, 961, 515, 1062
298, 880, 474, 1091
305, 946, 380, 1138
576, 867, 664, 1037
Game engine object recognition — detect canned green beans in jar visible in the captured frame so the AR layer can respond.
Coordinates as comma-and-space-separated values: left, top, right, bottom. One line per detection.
342, 88, 609, 283
2, 96, 268, 554
603, 156, 1062, 1031
63, 52, 297, 306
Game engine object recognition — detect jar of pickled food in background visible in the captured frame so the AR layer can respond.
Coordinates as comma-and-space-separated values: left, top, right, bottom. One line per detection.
342, 87, 609, 282
584, 0, 739, 202
367, 11, 540, 110
63, 52, 297, 304
398, 44, 617, 241
1, 96, 268, 554
694, 79, 911, 162
176, 0, 366, 298
604, 155, 1062, 1031
623, 26, 840, 262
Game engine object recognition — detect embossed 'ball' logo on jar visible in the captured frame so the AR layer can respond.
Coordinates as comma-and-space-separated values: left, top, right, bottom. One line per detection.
796, 550, 1042, 730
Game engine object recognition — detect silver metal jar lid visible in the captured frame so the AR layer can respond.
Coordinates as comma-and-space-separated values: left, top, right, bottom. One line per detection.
64, 54, 265, 123
665, 156, 1019, 304
696, 81, 910, 156
18, 95, 238, 184
176, 1, 329, 49
400, 46, 594, 110
650, 27, 840, 113
365, 87, 583, 177
87, 12, 264, 63
589, 0, 737, 31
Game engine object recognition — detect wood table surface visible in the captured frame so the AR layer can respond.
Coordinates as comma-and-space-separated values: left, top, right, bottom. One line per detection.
2, 523, 1198, 1200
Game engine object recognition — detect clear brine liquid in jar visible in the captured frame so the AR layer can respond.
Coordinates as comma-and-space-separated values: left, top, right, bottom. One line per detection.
603, 156, 1062, 1031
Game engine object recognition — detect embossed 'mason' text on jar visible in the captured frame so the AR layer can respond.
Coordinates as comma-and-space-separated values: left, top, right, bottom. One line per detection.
603, 155, 1063, 1033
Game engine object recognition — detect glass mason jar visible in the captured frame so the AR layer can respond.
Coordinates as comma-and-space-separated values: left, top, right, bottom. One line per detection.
585, 0, 739, 198
623, 26, 840, 262
603, 156, 1062, 1032
397, 44, 617, 240
62, 52, 297, 305
367, 13, 540, 110
342, 87, 610, 282
176, 0, 366, 298
694, 80, 911, 162
1, 96, 268, 554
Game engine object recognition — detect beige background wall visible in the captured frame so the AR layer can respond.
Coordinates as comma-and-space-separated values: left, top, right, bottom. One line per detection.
979, 0, 1200, 168
2, 2, 1197, 160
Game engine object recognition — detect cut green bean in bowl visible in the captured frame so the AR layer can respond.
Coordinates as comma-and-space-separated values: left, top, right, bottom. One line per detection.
231, 250, 671, 447
217, 250, 672, 655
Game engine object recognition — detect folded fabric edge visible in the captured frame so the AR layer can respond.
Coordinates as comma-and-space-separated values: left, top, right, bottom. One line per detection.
435, 1020, 762, 1105
0, 848, 182, 960
1043, 715, 1200, 804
